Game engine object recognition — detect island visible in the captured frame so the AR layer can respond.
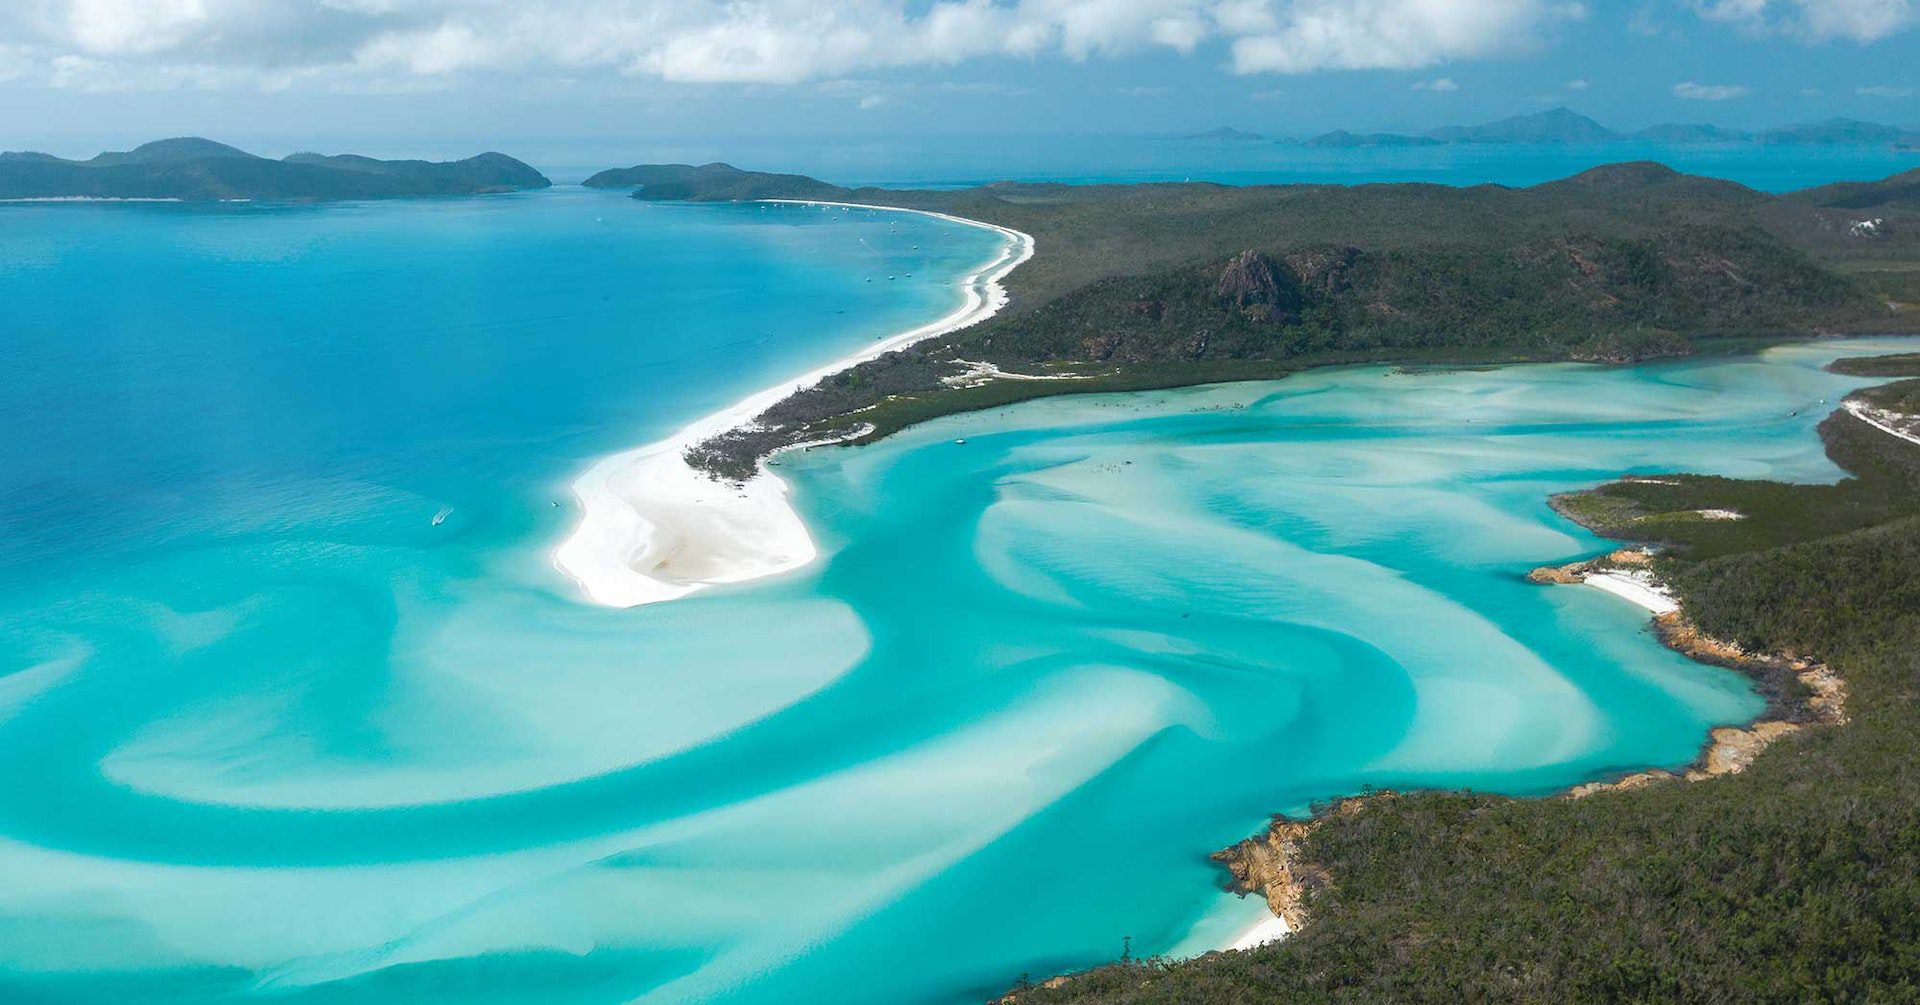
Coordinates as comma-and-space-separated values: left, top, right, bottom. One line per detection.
584, 159, 1916, 482
579, 158, 1920, 1001
1288, 108, 1920, 150
0, 137, 551, 201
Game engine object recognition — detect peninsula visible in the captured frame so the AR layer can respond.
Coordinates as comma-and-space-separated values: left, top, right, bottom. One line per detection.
584, 160, 1917, 482
0, 138, 551, 201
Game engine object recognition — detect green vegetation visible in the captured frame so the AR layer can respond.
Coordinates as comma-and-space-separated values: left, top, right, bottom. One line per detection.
1827, 352, 1920, 377
0, 138, 550, 201
585, 160, 1919, 480
1002, 367, 1920, 1004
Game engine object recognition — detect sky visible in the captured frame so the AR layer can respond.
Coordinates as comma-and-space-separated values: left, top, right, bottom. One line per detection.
0, 1, 1913, 160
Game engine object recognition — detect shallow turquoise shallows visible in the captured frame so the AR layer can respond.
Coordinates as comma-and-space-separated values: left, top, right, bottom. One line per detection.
1, 187, 1917, 1005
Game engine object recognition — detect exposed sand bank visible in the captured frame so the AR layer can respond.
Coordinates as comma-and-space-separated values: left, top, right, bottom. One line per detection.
555, 202, 1033, 607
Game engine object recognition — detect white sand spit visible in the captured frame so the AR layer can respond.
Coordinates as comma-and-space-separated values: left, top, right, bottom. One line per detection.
555, 202, 1033, 608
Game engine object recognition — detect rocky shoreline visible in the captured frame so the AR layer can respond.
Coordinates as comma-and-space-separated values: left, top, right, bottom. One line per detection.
1209, 551, 1847, 945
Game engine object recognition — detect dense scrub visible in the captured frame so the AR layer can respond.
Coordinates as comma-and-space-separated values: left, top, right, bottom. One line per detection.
1828, 351, 1920, 376
1004, 360, 1920, 1004
592, 162, 1916, 479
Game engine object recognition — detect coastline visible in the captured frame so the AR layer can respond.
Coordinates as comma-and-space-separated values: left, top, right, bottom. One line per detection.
1202, 545, 1846, 957
554, 202, 1034, 608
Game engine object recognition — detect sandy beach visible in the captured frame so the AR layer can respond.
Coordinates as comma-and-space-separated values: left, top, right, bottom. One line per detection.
555, 201, 1034, 608
1223, 913, 1291, 952
1584, 569, 1680, 615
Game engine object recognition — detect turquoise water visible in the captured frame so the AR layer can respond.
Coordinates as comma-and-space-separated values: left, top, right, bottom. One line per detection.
1, 186, 1916, 1004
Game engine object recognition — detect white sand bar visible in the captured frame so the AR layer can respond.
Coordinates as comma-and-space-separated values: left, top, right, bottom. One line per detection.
555, 202, 1034, 608
1584, 570, 1680, 615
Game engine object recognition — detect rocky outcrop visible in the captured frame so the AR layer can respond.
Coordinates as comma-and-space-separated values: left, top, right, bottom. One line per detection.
1526, 546, 1652, 584
1284, 246, 1363, 297
1213, 796, 1374, 933
1216, 250, 1305, 321
1216, 250, 1283, 307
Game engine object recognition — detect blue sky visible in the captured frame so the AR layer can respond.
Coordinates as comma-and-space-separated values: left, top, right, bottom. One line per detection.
0, 1, 1912, 157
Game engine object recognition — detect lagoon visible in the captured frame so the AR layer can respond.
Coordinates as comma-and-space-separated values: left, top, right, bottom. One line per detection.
0, 184, 1915, 1004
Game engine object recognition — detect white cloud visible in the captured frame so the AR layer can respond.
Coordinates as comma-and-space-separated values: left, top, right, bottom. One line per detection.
0, 0, 1596, 91
1672, 80, 1751, 99
1856, 83, 1913, 96
1797, 0, 1914, 41
1228, 0, 1584, 75
1412, 75, 1458, 90
857, 92, 889, 109
1692, 0, 1915, 43
1565, 76, 1588, 89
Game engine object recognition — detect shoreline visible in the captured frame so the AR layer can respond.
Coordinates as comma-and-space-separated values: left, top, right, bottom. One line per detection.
1222, 913, 1291, 952
554, 201, 1034, 608
1204, 547, 1842, 957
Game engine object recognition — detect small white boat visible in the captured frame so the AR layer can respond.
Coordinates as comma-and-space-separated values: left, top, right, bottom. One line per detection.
432, 506, 453, 526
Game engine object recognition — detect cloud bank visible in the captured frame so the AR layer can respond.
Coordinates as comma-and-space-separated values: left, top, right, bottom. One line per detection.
0, 0, 1588, 90
0, 0, 1907, 94
1692, 0, 1915, 43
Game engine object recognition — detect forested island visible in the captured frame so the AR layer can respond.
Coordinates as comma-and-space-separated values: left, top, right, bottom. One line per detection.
583, 159, 1920, 1001
584, 159, 1918, 481
0, 138, 550, 201
1175, 108, 1920, 149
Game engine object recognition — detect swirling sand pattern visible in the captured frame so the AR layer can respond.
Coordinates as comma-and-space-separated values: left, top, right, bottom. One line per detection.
1, 194, 1914, 1002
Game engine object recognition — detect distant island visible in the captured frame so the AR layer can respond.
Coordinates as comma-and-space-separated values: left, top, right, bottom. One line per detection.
0, 137, 551, 201
1180, 126, 1269, 143
1187, 108, 1920, 150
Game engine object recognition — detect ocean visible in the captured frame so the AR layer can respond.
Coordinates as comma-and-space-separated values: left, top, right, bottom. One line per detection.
0, 148, 1914, 1003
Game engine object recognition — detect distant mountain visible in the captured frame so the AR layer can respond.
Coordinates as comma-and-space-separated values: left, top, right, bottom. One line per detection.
1425, 107, 1620, 144
0, 138, 551, 201
282, 151, 549, 190
1304, 130, 1443, 148
1276, 110, 1919, 150
1756, 118, 1920, 147
1632, 123, 1753, 143
583, 162, 848, 202
86, 137, 257, 167
1182, 127, 1266, 142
